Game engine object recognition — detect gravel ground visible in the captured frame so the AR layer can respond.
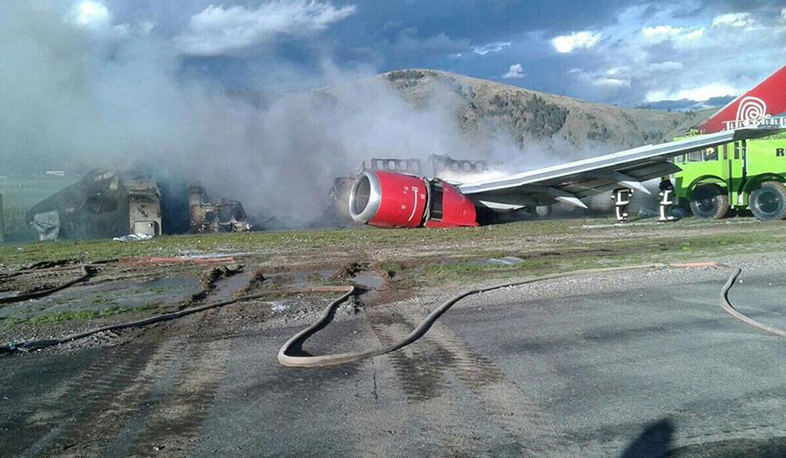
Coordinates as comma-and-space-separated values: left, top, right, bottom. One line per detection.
3, 251, 786, 457
2, 224, 786, 457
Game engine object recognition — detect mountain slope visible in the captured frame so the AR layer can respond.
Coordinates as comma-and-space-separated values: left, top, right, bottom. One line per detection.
380, 69, 711, 157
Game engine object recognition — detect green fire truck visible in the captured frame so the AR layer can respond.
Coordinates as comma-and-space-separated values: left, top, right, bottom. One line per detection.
673, 131, 786, 220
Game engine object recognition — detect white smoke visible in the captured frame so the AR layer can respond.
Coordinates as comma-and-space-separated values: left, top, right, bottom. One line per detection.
0, 0, 610, 227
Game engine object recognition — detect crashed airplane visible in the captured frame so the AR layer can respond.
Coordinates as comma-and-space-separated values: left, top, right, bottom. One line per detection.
348, 127, 782, 228
348, 64, 786, 229
26, 169, 251, 241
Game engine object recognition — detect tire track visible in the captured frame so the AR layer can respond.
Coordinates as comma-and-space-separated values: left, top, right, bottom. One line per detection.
53, 336, 188, 458
128, 337, 228, 457
19, 343, 156, 458
422, 319, 561, 455
366, 310, 487, 457
368, 307, 561, 456
115, 308, 228, 458
367, 311, 452, 402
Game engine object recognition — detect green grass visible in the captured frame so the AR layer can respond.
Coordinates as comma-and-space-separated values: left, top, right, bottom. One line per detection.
3, 215, 786, 333
1, 216, 784, 268
7, 303, 160, 327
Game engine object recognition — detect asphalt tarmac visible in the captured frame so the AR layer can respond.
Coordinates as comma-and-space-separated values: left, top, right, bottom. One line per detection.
2, 262, 786, 458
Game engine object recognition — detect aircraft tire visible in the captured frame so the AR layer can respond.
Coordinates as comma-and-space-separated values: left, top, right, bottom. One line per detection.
750, 181, 786, 221
689, 184, 729, 220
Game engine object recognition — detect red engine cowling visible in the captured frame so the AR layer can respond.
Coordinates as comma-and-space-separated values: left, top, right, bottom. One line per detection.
348, 170, 477, 228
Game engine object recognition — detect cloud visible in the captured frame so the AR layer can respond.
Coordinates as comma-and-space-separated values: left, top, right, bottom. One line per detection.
711, 12, 755, 28
642, 25, 684, 39
65, 1, 146, 41
67, 1, 110, 28
641, 25, 704, 44
550, 31, 600, 53
645, 82, 740, 102
472, 41, 511, 55
175, 1, 356, 56
782, 8, 786, 21
647, 61, 684, 72
573, 66, 631, 88
502, 63, 525, 79
551, 3, 786, 106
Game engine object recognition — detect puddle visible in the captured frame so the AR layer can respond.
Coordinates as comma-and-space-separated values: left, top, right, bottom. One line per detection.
0, 291, 20, 300
209, 271, 254, 302
484, 256, 525, 266
0, 276, 201, 320
353, 271, 385, 289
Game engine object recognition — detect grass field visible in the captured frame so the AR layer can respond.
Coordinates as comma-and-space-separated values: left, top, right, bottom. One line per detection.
3, 215, 786, 338
0, 176, 77, 243
3, 216, 785, 286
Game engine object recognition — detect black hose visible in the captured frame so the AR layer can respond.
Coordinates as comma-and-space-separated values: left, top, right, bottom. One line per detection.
720, 266, 786, 338
4, 262, 784, 361
0, 266, 95, 306
280, 262, 786, 367
1, 287, 351, 355
278, 264, 664, 367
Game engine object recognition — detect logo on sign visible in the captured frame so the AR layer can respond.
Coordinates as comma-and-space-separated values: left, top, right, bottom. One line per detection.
735, 96, 767, 124
723, 96, 783, 130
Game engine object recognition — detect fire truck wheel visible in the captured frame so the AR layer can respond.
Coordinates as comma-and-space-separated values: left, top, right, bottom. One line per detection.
750, 181, 786, 221
534, 205, 552, 218
689, 184, 730, 220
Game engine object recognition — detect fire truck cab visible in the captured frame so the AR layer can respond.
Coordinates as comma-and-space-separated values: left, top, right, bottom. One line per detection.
673, 132, 786, 220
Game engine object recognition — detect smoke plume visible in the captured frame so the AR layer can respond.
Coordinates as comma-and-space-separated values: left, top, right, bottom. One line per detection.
2, 0, 622, 228
0, 1, 513, 224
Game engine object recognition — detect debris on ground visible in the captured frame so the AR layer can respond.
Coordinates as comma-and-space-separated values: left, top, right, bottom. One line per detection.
113, 233, 154, 242
119, 256, 236, 266
188, 185, 251, 233
271, 303, 289, 313
24, 168, 252, 242
190, 264, 244, 303
27, 169, 162, 241
21, 259, 80, 271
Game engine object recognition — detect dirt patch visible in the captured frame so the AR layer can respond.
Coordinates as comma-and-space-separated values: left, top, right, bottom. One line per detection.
189, 264, 243, 303
236, 267, 266, 296
330, 262, 364, 281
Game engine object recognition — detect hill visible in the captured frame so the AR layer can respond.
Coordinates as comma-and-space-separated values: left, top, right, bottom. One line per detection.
377, 69, 711, 159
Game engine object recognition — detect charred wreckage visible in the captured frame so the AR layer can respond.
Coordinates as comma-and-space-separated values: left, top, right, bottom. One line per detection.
26, 169, 251, 241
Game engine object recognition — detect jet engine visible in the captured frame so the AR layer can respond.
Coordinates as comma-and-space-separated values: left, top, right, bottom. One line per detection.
348, 170, 477, 228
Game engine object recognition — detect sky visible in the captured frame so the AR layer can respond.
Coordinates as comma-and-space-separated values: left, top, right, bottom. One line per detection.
83, 0, 786, 109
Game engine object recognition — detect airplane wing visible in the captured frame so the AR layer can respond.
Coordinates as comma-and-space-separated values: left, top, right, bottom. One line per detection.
458, 127, 782, 211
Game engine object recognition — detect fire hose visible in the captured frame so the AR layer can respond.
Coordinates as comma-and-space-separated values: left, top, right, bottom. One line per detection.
0, 266, 95, 306
1, 263, 784, 359
278, 262, 786, 367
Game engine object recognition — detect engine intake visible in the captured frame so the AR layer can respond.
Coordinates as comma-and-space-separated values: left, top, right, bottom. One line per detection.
348, 171, 382, 224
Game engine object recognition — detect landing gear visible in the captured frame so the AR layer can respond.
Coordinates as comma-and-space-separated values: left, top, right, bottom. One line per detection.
611, 188, 633, 222
658, 180, 676, 222
750, 181, 786, 220
689, 184, 729, 220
